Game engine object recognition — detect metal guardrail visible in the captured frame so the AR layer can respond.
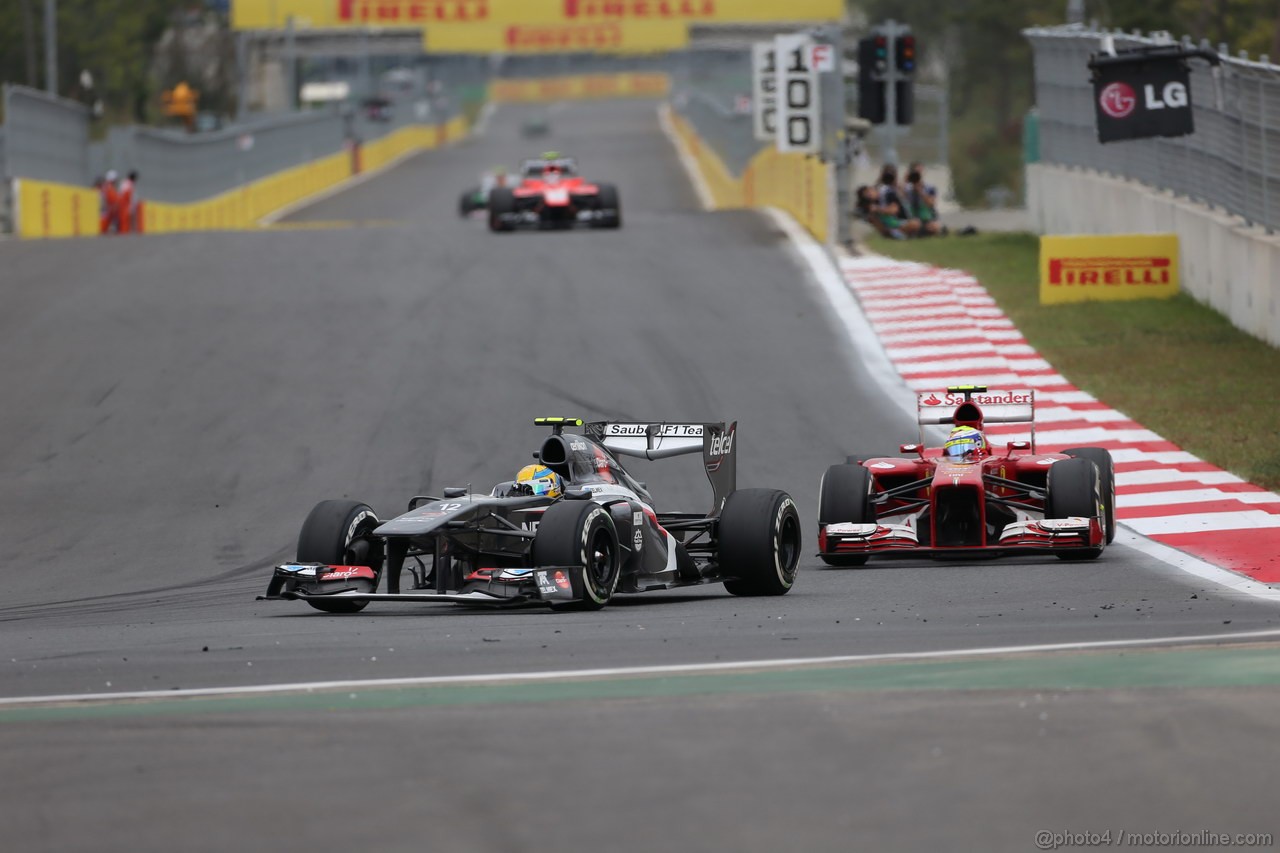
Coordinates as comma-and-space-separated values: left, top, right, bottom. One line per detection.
1, 85, 92, 186
671, 46, 949, 181
89, 111, 347, 205
1025, 24, 1280, 233
669, 48, 766, 176
0, 64, 486, 224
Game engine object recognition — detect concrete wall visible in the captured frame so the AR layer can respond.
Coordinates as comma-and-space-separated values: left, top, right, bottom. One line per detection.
1027, 162, 1280, 349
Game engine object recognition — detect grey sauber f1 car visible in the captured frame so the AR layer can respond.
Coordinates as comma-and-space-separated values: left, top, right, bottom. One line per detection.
818, 386, 1115, 565
262, 418, 800, 613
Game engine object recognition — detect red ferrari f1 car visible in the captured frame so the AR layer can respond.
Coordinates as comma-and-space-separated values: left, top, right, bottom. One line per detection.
488, 154, 621, 232
818, 385, 1115, 564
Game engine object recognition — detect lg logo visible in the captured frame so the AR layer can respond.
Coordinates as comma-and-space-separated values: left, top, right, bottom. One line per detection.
1099, 82, 1137, 118
1145, 81, 1188, 109
1100, 80, 1188, 118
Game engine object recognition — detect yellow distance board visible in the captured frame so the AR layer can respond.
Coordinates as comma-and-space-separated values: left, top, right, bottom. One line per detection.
233, 0, 843, 29
426, 20, 687, 53
1039, 234, 1180, 304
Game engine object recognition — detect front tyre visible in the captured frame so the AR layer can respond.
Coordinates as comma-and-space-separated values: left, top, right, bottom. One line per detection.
595, 184, 621, 229
1046, 457, 1104, 561
296, 500, 384, 613
1063, 447, 1116, 544
818, 463, 874, 567
533, 501, 621, 611
488, 187, 515, 232
720, 489, 801, 596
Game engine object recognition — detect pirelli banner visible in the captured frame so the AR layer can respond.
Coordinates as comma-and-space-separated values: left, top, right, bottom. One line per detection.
427, 21, 688, 53
232, 0, 844, 30
1039, 234, 1180, 304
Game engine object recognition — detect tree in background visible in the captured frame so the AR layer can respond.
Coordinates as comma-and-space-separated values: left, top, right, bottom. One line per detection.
0, 1, 233, 125
853, 0, 1280, 207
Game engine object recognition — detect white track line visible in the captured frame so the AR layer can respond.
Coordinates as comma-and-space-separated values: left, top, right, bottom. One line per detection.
6, 627, 1280, 707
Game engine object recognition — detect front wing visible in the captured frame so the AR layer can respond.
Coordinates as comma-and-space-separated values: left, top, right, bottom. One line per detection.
260, 563, 586, 608
818, 517, 1105, 559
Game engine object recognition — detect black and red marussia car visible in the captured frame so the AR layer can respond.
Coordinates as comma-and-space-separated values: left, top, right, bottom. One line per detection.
487, 154, 621, 232
817, 385, 1115, 565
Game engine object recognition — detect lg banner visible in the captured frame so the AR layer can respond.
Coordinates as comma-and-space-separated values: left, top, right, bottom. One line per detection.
1089, 49, 1196, 143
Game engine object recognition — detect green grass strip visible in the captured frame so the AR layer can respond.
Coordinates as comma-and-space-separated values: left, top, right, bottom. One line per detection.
867, 233, 1280, 492
4, 646, 1280, 722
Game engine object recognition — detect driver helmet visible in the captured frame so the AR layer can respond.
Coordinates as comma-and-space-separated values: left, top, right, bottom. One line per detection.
515, 464, 564, 498
943, 426, 987, 461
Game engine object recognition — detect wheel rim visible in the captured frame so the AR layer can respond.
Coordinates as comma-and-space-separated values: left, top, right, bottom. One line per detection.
777, 513, 800, 580
588, 527, 616, 591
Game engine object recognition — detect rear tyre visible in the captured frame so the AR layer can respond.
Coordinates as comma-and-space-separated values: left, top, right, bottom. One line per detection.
296, 500, 383, 613
596, 184, 621, 229
1046, 457, 1104, 561
720, 489, 801, 596
533, 501, 620, 611
458, 189, 478, 217
488, 187, 515, 232
819, 463, 874, 567
1063, 447, 1116, 544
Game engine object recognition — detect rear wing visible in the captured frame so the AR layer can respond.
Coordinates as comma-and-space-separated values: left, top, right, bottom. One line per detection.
583, 420, 738, 514
916, 387, 1037, 450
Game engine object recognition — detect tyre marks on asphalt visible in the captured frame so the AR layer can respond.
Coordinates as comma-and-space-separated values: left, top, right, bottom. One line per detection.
841, 256, 1280, 583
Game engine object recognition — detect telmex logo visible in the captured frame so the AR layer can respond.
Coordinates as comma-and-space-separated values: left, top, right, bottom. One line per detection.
507, 23, 622, 49
338, 0, 488, 22
1048, 256, 1171, 285
564, 0, 716, 18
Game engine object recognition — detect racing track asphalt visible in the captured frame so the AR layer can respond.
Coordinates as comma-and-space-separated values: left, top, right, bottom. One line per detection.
1, 100, 1278, 852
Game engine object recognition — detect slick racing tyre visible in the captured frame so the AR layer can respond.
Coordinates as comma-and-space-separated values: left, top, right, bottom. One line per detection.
720, 489, 801, 596
1063, 447, 1116, 544
1046, 457, 1104, 561
488, 187, 515, 232
818, 463, 874, 567
296, 500, 384, 613
533, 501, 621, 611
458, 189, 479, 217
595, 184, 621, 229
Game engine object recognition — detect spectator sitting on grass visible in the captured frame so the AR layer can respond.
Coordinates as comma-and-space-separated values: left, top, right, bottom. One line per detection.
874, 164, 921, 239
854, 183, 910, 240
903, 162, 945, 237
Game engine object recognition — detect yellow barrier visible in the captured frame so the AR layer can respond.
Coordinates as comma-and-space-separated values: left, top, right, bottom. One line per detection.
666, 108, 829, 243
14, 114, 471, 238
490, 72, 671, 103
14, 179, 100, 239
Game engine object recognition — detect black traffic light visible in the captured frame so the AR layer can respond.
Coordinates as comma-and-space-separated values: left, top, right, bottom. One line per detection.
857, 34, 887, 123
896, 79, 914, 125
895, 32, 917, 76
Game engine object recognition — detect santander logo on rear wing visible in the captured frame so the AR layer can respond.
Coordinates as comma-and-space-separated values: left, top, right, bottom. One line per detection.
917, 386, 1038, 451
